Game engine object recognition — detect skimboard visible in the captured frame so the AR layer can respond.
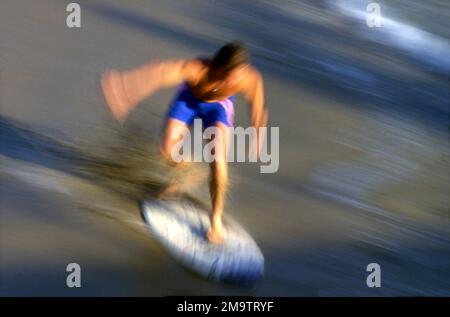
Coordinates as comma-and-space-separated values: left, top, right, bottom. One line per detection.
140, 198, 264, 285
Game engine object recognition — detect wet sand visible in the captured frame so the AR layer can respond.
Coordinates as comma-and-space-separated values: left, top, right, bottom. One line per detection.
1, 0, 449, 296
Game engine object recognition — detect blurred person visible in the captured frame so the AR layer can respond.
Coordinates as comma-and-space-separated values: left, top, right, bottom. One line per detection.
101, 42, 268, 244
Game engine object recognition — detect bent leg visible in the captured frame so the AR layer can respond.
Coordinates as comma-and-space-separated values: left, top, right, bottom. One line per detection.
160, 118, 189, 163
158, 118, 190, 198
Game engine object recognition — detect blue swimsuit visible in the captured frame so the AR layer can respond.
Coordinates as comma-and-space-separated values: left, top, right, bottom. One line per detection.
166, 83, 235, 128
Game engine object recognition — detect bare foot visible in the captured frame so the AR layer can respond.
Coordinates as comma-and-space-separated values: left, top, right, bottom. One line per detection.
207, 217, 224, 244
207, 229, 224, 244
157, 181, 182, 200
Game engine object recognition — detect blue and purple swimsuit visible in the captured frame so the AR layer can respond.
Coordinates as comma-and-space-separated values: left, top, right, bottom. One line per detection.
166, 82, 235, 128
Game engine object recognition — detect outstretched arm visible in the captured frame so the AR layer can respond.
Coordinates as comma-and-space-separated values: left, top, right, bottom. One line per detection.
101, 59, 195, 122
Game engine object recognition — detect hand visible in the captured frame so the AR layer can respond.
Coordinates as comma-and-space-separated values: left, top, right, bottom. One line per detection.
250, 108, 268, 160
101, 70, 131, 124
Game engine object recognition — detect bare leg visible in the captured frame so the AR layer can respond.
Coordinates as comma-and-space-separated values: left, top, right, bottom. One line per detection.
158, 118, 189, 199
160, 119, 229, 244
207, 123, 229, 244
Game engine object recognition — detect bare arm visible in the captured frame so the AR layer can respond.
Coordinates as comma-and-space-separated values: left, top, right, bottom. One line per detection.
101, 59, 198, 122
242, 68, 268, 129
241, 68, 268, 156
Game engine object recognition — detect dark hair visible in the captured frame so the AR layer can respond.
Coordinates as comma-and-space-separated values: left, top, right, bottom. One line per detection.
210, 41, 249, 71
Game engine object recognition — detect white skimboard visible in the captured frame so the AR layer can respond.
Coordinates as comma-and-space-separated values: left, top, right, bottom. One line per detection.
141, 198, 264, 285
